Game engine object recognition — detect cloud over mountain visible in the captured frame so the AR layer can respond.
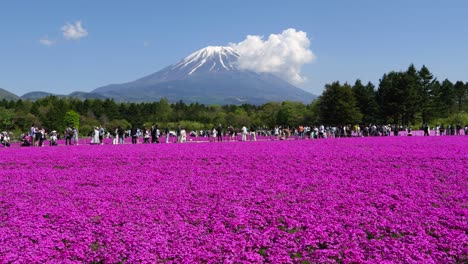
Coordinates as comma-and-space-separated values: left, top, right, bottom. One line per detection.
230, 28, 315, 85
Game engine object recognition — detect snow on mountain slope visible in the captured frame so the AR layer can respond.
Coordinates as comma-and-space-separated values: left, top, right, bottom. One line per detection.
171, 46, 239, 74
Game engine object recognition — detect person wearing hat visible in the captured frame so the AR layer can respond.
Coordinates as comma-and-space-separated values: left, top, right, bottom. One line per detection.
49, 130, 58, 146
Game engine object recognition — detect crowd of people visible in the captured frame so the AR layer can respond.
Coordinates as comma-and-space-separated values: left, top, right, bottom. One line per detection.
1, 122, 467, 148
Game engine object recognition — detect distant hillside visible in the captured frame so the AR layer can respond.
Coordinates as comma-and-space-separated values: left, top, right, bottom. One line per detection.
21, 91, 59, 100
0, 88, 19, 101
20, 91, 107, 101
68, 91, 108, 100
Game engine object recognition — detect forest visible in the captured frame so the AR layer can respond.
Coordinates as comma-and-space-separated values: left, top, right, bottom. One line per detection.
0, 64, 467, 136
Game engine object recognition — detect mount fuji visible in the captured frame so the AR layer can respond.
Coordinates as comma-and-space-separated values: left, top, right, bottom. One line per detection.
90, 46, 316, 105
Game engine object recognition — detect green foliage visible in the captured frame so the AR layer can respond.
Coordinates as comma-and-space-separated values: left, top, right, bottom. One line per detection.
0, 107, 15, 130
276, 101, 307, 127
318, 82, 362, 125
64, 110, 80, 128
431, 112, 468, 127
454, 81, 467, 112
107, 119, 131, 130
352, 80, 378, 124
165, 120, 207, 132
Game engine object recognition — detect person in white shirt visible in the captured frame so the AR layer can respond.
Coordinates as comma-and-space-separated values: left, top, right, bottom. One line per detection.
241, 125, 248, 141
180, 128, 187, 143
211, 127, 217, 142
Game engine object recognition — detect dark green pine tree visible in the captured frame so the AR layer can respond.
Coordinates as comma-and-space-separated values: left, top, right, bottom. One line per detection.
318, 81, 362, 126
352, 79, 378, 124
433, 79, 455, 117
402, 65, 421, 125
376, 72, 405, 125
454, 81, 466, 112
417, 65, 436, 124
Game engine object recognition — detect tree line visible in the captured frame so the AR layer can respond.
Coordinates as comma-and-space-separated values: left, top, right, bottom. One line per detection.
0, 64, 467, 136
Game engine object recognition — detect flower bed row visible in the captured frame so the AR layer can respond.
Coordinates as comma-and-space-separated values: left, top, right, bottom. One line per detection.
0, 136, 466, 263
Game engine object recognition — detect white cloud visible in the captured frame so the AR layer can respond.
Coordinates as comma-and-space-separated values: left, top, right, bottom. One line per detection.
230, 28, 315, 85
39, 37, 55, 46
61, 21, 88, 40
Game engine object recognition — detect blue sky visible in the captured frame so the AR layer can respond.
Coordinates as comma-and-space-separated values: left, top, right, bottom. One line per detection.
1, 0, 467, 96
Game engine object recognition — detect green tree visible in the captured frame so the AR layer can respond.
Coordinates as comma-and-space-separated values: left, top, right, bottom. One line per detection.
418, 65, 435, 124
433, 79, 455, 117
276, 101, 306, 127
0, 107, 15, 130
376, 72, 405, 124
156, 98, 173, 122
402, 65, 421, 125
318, 82, 362, 126
64, 110, 80, 128
258, 102, 281, 128
352, 80, 378, 124
454, 81, 466, 112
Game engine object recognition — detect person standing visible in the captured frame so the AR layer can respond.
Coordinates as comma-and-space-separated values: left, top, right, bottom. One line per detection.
439, 124, 444, 136
72, 127, 79, 145
91, 126, 100, 144
456, 123, 462, 136
180, 127, 187, 143
99, 126, 105, 145
211, 127, 217, 142
118, 126, 125, 144
165, 126, 169, 143
65, 125, 72, 145
176, 124, 182, 143
34, 127, 41, 147
241, 125, 248, 141
30, 124, 36, 146
250, 124, 256, 141
424, 124, 430, 136
143, 127, 150, 144
151, 124, 157, 143
37, 127, 45, 147
154, 124, 160, 143
217, 124, 223, 142
228, 125, 235, 141
112, 127, 118, 144
274, 126, 279, 140
131, 126, 138, 144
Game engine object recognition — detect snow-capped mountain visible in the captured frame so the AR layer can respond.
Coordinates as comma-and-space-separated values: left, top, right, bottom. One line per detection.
171, 46, 239, 74
92, 46, 316, 104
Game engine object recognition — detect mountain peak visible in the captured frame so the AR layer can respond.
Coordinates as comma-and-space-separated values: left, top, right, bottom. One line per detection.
172, 46, 239, 75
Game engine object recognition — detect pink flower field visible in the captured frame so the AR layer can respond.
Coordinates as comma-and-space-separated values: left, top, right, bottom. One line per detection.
0, 137, 467, 263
